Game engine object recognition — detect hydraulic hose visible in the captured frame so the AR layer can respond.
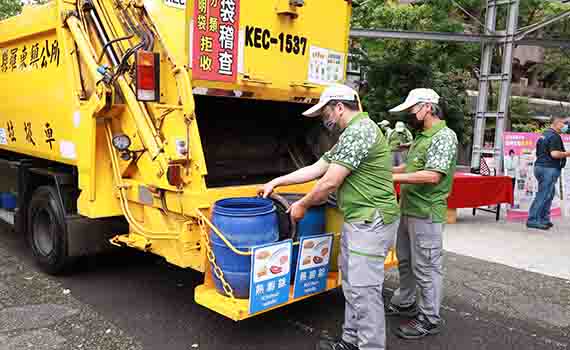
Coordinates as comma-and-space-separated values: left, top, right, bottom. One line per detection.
105, 121, 181, 240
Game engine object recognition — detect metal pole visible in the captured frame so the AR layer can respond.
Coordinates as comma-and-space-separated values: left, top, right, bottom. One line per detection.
494, 0, 520, 175
471, 1, 497, 170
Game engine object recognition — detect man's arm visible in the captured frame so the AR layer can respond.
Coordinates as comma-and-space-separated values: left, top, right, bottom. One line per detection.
393, 170, 442, 185
550, 150, 570, 159
259, 159, 329, 197
298, 164, 350, 207
288, 118, 378, 221
289, 164, 350, 222
548, 135, 569, 159
394, 129, 456, 185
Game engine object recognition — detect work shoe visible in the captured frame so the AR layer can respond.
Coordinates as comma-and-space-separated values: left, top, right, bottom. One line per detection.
526, 222, 549, 230
546, 222, 554, 228
394, 317, 444, 339
385, 302, 419, 317
316, 339, 359, 350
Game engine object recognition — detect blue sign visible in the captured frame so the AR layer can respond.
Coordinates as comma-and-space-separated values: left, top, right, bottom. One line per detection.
293, 234, 333, 299
249, 240, 292, 315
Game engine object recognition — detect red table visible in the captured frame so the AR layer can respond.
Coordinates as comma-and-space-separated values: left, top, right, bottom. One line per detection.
397, 173, 514, 222
447, 173, 514, 208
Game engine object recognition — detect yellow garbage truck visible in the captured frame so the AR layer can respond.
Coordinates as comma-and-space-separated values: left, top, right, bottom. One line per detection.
0, 0, 396, 320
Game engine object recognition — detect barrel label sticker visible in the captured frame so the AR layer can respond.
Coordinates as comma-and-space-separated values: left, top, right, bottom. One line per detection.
293, 233, 333, 299
0, 128, 7, 145
249, 240, 292, 314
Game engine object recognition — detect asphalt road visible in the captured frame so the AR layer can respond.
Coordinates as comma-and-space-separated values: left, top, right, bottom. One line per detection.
1, 223, 569, 350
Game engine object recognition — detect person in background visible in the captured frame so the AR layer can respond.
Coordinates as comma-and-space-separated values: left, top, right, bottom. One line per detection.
388, 121, 414, 166
526, 116, 570, 230
504, 149, 520, 209
384, 88, 458, 340
378, 120, 392, 136
260, 84, 400, 350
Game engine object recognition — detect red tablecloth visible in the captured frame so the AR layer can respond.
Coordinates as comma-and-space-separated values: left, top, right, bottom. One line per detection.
396, 173, 514, 209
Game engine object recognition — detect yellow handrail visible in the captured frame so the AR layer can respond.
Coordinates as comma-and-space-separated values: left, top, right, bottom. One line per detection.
195, 209, 252, 256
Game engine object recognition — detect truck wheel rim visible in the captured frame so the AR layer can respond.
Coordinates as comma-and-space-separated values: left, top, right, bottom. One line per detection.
33, 209, 55, 256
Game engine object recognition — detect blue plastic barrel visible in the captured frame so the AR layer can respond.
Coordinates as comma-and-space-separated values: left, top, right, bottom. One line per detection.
210, 197, 279, 298
280, 194, 326, 279
0, 192, 17, 210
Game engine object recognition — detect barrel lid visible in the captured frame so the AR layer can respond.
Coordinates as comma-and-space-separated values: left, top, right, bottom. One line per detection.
213, 197, 276, 217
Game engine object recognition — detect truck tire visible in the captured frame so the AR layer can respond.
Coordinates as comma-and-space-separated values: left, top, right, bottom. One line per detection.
27, 186, 75, 275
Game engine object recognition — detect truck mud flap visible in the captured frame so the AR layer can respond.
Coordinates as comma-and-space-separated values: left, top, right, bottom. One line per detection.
65, 215, 128, 257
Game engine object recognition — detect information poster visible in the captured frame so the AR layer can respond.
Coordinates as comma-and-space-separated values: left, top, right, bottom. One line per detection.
503, 132, 570, 219
192, 0, 240, 82
249, 240, 292, 314
307, 46, 345, 85
293, 234, 333, 299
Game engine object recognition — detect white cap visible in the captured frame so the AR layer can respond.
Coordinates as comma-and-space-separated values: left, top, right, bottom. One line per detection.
303, 84, 358, 117
389, 88, 440, 113
395, 121, 405, 132
379, 120, 390, 127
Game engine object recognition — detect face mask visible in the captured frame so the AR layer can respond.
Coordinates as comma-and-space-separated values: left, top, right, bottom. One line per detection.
322, 107, 340, 133
408, 113, 424, 130
323, 117, 336, 132
408, 105, 427, 131
562, 124, 569, 133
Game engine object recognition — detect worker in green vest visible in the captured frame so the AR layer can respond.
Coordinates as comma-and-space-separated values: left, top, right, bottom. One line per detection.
385, 88, 458, 340
378, 120, 392, 136
260, 84, 400, 350
388, 121, 414, 165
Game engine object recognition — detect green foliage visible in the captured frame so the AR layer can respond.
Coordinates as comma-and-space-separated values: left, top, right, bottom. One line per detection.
0, 0, 51, 21
0, 0, 22, 20
352, 0, 475, 142
351, 0, 570, 144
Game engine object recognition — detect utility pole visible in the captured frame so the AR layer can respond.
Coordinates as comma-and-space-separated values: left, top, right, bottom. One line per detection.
471, 0, 519, 174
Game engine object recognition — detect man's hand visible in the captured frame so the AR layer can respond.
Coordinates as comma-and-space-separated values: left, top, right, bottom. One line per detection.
288, 201, 307, 222
257, 159, 331, 198
258, 181, 277, 198
393, 164, 406, 174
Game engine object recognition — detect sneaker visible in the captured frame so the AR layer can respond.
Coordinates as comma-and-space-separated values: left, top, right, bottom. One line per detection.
385, 302, 419, 317
394, 317, 444, 339
316, 339, 359, 350
526, 222, 549, 230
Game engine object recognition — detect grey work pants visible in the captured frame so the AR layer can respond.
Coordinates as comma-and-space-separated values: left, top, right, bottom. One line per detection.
340, 214, 399, 350
390, 215, 444, 325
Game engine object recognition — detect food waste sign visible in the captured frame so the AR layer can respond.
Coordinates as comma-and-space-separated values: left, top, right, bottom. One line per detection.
293, 234, 333, 299
249, 240, 292, 314
192, 0, 239, 82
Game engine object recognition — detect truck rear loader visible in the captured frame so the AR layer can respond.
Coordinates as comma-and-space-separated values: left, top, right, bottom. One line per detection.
0, 0, 397, 320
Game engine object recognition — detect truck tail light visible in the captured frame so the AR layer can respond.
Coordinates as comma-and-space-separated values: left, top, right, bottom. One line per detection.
167, 164, 184, 187
136, 50, 160, 101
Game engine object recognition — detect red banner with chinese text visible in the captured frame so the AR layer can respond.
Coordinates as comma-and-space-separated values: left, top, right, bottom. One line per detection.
192, 0, 240, 82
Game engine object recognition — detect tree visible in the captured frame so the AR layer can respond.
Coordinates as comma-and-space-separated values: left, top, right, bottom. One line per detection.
0, 0, 22, 20
351, 0, 570, 144
0, 0, 51, 21
352, 1, 475, 142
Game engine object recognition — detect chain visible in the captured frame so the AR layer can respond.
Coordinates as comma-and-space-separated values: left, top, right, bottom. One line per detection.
197, 216, 236, 300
